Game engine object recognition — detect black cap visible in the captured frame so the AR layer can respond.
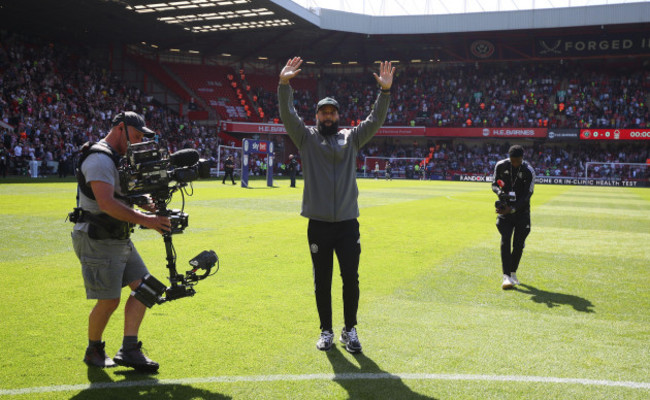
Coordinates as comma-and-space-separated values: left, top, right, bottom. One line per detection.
112, 111, 155, 138
317, 97, 339, 112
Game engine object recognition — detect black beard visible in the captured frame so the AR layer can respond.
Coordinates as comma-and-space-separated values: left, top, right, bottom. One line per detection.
318, 121, 339, 136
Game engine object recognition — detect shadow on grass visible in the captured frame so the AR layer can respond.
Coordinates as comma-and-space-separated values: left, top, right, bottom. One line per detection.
514, 284, 595, 313
69, 367, 231, 400
326, 345, 437, 399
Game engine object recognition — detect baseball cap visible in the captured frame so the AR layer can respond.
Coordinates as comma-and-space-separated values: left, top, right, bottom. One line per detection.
317, 97, 339, 112
112, 111, 155, 138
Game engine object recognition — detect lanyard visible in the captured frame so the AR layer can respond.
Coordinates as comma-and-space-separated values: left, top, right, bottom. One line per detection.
510, 164, 522, 188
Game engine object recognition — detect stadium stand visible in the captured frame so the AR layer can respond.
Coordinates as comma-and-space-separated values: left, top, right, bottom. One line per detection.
250, 60, 649, 129
0, 30, 647, 183
359, 140, 649, 181
129, 54, 193, 103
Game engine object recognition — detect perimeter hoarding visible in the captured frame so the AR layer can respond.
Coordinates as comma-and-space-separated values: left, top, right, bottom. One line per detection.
580, 129, 650, 140
221, 122, 547, 138
548, 129, 579, 141
453, 174, 648, 187
221, 122, 288, 135
425, 127, 547, 138
220, 122, 426, 136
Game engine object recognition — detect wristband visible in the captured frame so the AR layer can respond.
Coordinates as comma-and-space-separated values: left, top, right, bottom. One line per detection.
380, 88, 390, 93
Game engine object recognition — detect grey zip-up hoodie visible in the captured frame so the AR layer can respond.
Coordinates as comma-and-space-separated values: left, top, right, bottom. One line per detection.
278, 83, 390, 222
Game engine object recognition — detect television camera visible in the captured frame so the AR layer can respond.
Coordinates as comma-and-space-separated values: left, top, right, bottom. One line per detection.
119, 133, 218, 308
494, 179, 515, 211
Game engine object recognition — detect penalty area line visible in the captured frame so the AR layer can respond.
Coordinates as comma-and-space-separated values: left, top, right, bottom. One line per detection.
1, 373, 649, 395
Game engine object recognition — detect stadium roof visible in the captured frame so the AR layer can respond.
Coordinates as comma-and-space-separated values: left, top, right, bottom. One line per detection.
1, 0, 649, 65
290, 0, 644, 16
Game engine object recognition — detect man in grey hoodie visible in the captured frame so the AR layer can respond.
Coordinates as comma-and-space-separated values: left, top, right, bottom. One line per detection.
278, 57, 394, 353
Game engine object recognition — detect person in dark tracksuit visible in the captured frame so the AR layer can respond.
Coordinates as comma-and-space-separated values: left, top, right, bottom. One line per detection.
0, 143, 7, 178
287, 154, 298, 187
492, 145, 535, 290
222, 155, 235, 185
278, 56, 394, 353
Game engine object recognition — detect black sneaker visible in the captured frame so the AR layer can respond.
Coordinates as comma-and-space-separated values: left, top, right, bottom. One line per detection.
340, 327, 362, 354
84, 341, 117, 368
113, 341, 159, 372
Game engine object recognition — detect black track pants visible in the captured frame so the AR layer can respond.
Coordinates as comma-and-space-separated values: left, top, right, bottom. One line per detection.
307, 219, 361, 331
289, 170, 296, 187
496, 212, 531, 275
223, 170, 235, 184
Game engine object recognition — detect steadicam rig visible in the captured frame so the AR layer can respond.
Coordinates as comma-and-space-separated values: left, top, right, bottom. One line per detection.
116, 119, 218, 307
132, 250, 219, 308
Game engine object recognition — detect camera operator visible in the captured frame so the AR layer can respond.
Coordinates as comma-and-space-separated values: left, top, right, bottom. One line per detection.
491, 145, 535, 290
71, 111, 170, 371
222, 155, 236, 185
278, 57, 394, 353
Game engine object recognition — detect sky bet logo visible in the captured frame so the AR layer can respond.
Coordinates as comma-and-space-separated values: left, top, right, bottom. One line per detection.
251, 142, 267, 152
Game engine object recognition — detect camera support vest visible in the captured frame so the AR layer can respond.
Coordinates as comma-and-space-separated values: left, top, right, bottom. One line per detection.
74, 141, 123, 201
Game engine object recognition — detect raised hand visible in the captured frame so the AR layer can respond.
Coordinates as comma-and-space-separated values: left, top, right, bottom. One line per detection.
279, 57, 303, 84
373, 61, 395, 90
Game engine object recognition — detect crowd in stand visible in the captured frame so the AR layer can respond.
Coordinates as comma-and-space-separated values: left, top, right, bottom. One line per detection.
0, 32, 647, 182
359, 139, 649, 181
0, 32, 228, 177
256, 60, 649, 130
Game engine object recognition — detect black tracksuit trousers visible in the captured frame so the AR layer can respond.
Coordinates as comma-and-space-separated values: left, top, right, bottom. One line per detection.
307, 218, 360, 332
223, 169, 235, 184
289, 170, 296, 187
496, 212, 531, 275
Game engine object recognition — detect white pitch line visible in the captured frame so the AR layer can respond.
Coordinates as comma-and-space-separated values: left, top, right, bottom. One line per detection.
1, 373, 649, 396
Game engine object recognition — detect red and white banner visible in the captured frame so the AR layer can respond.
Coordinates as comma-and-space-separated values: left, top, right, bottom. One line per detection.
221, 122, 288, 134
220, 122, 548, 138
376, 126, 426, 136
221, 122, 425, 136
426, 127, 547, 138
580, 129, 650, 140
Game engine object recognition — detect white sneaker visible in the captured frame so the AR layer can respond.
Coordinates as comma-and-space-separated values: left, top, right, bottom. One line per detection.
501, 274, 514, 290
316, 330, 334, 351
510, 272, 519, 285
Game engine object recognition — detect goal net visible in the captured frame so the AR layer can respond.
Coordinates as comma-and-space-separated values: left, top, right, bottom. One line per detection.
216, 145, 243, 178
363, 156, 424, 179
584, 162, 649, 181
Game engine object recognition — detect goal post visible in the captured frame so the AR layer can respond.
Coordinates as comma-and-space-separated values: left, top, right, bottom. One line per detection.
363, 156, 425, 179
217, 145, 243, 178
241, 139, 274, 188
584, 162, 649, 180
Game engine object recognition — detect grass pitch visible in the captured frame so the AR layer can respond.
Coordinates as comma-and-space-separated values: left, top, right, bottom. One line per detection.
0, 179, 648, 399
